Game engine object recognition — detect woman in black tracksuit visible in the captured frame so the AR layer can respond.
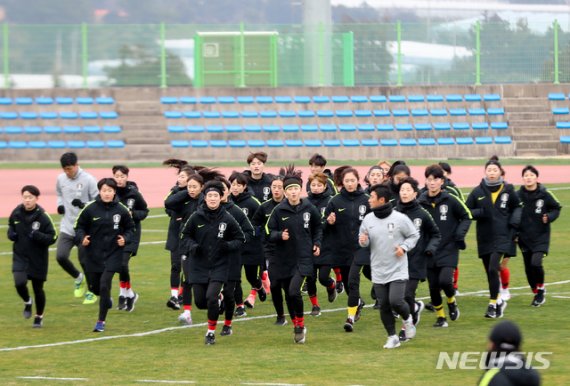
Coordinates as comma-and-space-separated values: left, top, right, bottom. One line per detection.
112, 165, 149, 312
252, 176, 288, 325
518, 165, 562, 307
75, 178, 135, 332
418, 165, 471, 328
266, 167, 322, 344
7, 185, 57, 328
466, 157, 521, 319
229, 171, 265, 310
179, 181, 245, 345
243, 151, 274, 202
395, 177, 441, 340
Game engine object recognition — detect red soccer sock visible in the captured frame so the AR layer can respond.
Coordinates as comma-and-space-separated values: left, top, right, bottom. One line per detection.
309, 295, 319, 307
261, 271, 268, 280
297, 316, 305, 328
536, 283, 544, 290
183, 305, 192, 311
224, 319, 232, 327
207, 320, 217, 332
249, 289, 257, 298
119, 281, 127, 289
453, 267, 459, 289
333, 267, 342, 282
500, 267, 510, 289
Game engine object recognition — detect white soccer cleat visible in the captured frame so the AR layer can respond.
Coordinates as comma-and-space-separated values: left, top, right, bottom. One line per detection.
383, 335, 401, 349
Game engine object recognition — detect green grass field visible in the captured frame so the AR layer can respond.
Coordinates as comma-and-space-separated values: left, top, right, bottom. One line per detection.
1, 185, 569, 385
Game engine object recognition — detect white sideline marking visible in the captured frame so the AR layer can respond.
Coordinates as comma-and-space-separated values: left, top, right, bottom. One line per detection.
552, 296, 570, 299
17, 376, 88, 381
136, 380, 196, 384
242, 383, 305, 386
1, 280, 569, 353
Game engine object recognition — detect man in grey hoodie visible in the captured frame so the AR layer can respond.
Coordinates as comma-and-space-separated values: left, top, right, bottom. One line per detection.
359, 184, 420, 349
56, 152, 99, 304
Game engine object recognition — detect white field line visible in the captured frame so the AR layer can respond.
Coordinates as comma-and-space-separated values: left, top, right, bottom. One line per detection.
17, 376, 88, 381
1, 280, 569, 353
136, 381, 196, 384
241, 383, 305, 386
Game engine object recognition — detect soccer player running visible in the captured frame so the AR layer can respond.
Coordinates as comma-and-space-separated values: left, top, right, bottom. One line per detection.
418, 165, 471, 328
359, 184, 419, 349
75, 178, 135, 332
466, 156, 521, 318
55, 152, 98, 304
7, 185, 57, 328
305, 153, 338, 195
395, 177, 441, 341
179, 181, 245, 345
112, 165, 149, 312
266, 165, 323, 344
517, 165, 562, 307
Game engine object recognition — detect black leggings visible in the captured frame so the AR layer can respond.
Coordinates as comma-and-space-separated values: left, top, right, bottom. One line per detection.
14, 272, 46, 316
318, 265, 350, 295
56, 232, 86, 279
181, 257, 193, 307
193, 281, 224, 322
347, 262, 372, 307
374, 280, 410, 336
481, 253, 504, 300
289, 271, 306, 321
270, 277, 294, 318
234, 264, 263, 303
222, 280, 237, 322
170, 251, 182, 289
86, 271, 115, 321
118, 252, 132, 283
404, 278, 420, 315
427, 266, 455, 306
523, 251, 545, 291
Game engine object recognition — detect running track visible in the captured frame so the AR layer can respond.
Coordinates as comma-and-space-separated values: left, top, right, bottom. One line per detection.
1, 165, 569, 218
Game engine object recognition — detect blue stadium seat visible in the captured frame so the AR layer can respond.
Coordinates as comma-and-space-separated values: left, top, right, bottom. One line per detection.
40, 112, 58, 119
304, 139, 322, 147
355, 110, 372, 117
332, 96, 349, 103
373, 109, 390, 117
278, 110, 296, 118
487, 108, 504, 116
188, 125, 204, 133
453, 122, 470, 131
468, 108, 486, 116
552, 107, 569, 115
560, 136, 570, 144
548, 93, 565, 101
343, 139, 360, 147
86, 140, 105, 149
259, 110, 277, 118
36, 97, 54, 105
4, 126, 23, 134
237, 96, 254, 104
472, 122, 489, 130
336, 110, 353, 118
381, 139, 398, 146
47, 140, 66, 149
63, 126, 81, 134
96, 97, 115, 105
313, 96, 330, 103
456, 137, 474, 145
377, 124, 394, 132
317, 110, 334, 118
491, 122, 508, 130
171, 140, 190, 148
361, 139, 379, 146
465, 94, 482, 102
0, 97, 13, 105
247, 140, 265, 147
67, 140, 86, 148
44, 126, 62, 134
392, 109, 410, 117
218, 96, 235, 104
209, 140, 228, 147
556, 122, 570, 129
256, 96, 273, 104
0, 141, 6, 149
161, 97, 178, 104
199, 97, 216, 104
369, 95, 387, 103
241, 111, 258, 118
339, 124, 356, 132
319, 124, 337, 132
16, 97, 33, 105
357, 124, 375, 132
418, 138, 436, 146
351, 96, 368, 103
400, 138, 417, 146
282, 125, 299, 133
9, 141, 27, 149
56, 97, 73, 105
225, 125, 243, 133
203, 111, 221, 119
190, 140, 208, 148
411, 109, 429, 117
395, 124, 413, 131
433, 122, 451, 131
323, 139, 341, 147
275, 96, 292, 104
180, 96, 197, 104
168, 125, 186, 133
244, 125, 262, 133
222, 111, 239, 119
103, 125, 122, 134
437, 137, 455, 145
388, 95, 406, 103
164, 111, 183, 119
301, 125, 318, 133
449, 108, 467, 116
285, 139, 303, 147
80, 112, 98, 119
294, 96, 311, 104
298, 110, 315, 118
408, 95, 425, 103
183, 111, 201, 119
414, 123, 432, 131
206, 125, 223, 133
427, 95, 444, 102
484, 94, 501, 102
1, 112, 18, 119
267, 140, 285, 147
20, 140, 43, 149
229, 140, 247, 148
24, 126, 42, 134
76, 97, 94, 105
84, 125, 102, 134
100, 111, 118, 119
494, 136, 512, 144
263, 125, 280, 133
475, 136, 493, 145
20, 112, 38, 119
445, 94, 463, 102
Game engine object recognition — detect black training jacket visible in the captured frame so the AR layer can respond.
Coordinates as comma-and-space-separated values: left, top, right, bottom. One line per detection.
307, 189, 333, 218
116, 182, 149, 256
466, 180, 521, 257
418, 190, 472, 268
164, 185, 191, 252
395, 200, 441, 280
222, 200, 255, 280
75, 196, 135, 273
231, 191, 264, 266
266, 199, 323, 280
243, 170, 274, 202
8, 204, 57, 280
319, 188, 370, 266
517, 184, 562, 254
252, 198, 281, 258
179, 204, 245, 284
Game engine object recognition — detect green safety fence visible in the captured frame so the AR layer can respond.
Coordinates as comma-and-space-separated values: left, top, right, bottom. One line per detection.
0, 21, 567, 88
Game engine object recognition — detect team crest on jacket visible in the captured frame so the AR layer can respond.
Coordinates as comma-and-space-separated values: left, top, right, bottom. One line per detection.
535, 199, 544, 214
127, 198, 135, 210
113, 214, 121, 229
413, 218, 422, 230
76, 183, 83, 194
303, 212, 311, 229
500, 193, 509, 209
320, 207, 326, 217
358, 205, 367, 220
387, 223, 395, 239
218, 222, 227, 238
439, 205, 448, 221
32, 221, 40, 230
263, 187, 270, 201
242, 207, 249, 216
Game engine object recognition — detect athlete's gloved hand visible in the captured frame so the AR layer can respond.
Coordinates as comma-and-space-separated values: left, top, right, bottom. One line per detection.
71, 199, 85, 209
57, 205, 65, 215
7, 228, 18, 242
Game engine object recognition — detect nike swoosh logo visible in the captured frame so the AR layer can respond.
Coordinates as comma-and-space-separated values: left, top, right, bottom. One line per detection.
477, 196, 485, 201
14, 221, 20, 224
198, 224, 205, 228
93, 217, 101, 221
281, 217, 289, 221
338, 208, 346, 212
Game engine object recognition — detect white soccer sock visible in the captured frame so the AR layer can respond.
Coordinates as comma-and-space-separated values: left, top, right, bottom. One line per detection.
171, 289, 179, 297
120, 287, 128, 297
75, 273, 83, 283
126, 288, 135, 298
